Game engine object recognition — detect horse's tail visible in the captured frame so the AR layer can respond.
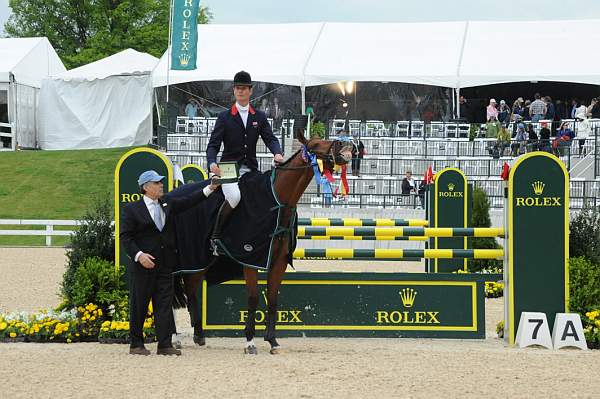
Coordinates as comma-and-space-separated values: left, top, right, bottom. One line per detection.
172, 275, 188, 309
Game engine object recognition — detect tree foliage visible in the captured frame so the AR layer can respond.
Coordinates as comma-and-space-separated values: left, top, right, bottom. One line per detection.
468, 186, 502, 272
5, 0, 212, 69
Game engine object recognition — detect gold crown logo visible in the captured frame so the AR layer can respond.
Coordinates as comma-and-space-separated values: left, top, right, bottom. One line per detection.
179, 53, 190, 67
448, 183, 455, 192
399, 288, 417, 308
532, 181, 545, 196
261, 290, 268, 306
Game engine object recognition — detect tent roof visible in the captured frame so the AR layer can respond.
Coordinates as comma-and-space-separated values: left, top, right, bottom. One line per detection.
0, 37, 66, 87
152, 20, 600, 89
153, 23, 324, 87
303, 22, 465, 87
57, 49, 159, 80
458, 19, 600, 88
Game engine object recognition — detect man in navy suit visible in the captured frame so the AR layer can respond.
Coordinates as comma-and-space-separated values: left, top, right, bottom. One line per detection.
120, 170, 219, 355
206, 71, 284, 245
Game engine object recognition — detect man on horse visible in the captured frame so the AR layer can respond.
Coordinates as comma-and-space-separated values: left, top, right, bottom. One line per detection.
207, 71, 284, 249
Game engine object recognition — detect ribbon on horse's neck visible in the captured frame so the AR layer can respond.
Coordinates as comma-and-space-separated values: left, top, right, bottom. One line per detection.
301, 144, 345, 198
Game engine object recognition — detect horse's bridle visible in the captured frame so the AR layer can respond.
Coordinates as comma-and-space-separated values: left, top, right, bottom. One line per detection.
275, 140, 351, 171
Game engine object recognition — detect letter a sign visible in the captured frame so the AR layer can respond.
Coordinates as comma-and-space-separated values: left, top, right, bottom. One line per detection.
171, 0, 200, 70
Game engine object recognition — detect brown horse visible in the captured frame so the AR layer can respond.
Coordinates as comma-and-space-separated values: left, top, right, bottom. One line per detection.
180, 126, 353, 354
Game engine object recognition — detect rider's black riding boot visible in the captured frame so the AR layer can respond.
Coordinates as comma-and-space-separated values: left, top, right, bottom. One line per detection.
211, 201, 234, 253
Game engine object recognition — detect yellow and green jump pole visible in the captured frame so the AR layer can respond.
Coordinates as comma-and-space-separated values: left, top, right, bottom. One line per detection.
293, 248, 504, 260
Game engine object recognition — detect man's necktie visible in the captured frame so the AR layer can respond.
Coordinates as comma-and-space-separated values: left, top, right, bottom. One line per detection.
153, 202, 164, 231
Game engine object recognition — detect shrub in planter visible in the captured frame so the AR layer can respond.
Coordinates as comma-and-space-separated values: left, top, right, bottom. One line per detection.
69, 257, 127, 312
62, 196, 115, 307
570, 207, 600, 265
569, 257, 600, 315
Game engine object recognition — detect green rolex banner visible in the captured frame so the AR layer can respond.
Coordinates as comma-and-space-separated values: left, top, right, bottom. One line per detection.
114, 148, 173, 271
171, 0, 200, 70
505, 152, 569, 344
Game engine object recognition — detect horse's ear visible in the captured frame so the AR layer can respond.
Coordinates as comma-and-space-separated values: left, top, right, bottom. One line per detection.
294, 114, 308, 145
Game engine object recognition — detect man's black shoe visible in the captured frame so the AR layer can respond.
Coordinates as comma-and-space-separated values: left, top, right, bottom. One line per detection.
129, 346, 151, 356
157, 346, 182, 356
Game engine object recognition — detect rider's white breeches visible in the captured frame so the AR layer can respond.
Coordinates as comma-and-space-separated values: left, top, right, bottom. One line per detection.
222, 182, 241, 208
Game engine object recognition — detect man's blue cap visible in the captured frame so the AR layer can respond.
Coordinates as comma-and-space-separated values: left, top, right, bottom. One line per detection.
138, 170, 165, 186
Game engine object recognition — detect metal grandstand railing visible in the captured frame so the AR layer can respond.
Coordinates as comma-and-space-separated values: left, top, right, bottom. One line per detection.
299, 179, 600, 210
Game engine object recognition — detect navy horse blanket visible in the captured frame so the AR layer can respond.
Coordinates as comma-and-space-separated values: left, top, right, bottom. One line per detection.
166, 170, 296, 285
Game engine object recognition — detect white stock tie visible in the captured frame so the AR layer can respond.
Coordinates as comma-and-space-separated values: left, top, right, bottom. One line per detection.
153, 202, 164, 231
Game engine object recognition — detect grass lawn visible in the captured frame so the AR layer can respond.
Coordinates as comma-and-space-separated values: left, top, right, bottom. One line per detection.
0, 147, 135, 244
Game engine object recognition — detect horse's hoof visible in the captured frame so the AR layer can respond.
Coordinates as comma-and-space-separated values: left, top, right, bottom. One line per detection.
193, 335, 206, 346
270, 346, 281, 355
244, 345, 258, 355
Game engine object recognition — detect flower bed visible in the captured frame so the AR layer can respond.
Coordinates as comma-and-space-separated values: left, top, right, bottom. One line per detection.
0, 303, 155, 344
583, 310, 600, 349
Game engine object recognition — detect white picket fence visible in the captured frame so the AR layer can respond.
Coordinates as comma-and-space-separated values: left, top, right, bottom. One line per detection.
0, 219, 80, 246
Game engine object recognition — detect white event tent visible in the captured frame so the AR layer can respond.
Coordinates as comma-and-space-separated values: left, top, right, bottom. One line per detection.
0, 37, 66, 150
38, 49, 158, 150
153, 20, 600, 111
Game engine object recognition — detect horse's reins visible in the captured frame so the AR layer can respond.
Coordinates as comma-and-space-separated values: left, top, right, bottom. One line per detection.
274, 142, 337, 171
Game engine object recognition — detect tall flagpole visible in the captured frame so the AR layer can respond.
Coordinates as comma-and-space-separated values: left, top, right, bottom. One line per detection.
166, 0, 174, 103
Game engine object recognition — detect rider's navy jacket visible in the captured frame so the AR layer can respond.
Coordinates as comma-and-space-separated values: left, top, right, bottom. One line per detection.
206, 104, 282, 170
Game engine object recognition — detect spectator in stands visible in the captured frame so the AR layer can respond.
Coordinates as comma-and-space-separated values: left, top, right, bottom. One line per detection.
555, 99, 567, 120
575, 112, 591, 156
544, 96, 555, 120
539, 121, 552, 152
351, 138, 365, 177
485, 118, 501, 139
590, 98, 600, 118
511, 123, 528, 156
496, 127, 511, 157
523, 100, 532, 121
570, 98, 581, 119
486, 99, 499, 121
526, 124, 538, 152
271, 97, 284, 124
553, 121, 575, 156
401, 171, 417, 196
575, 101, 588, 119
417, 180, 425, 210
260, 98, 271, 115
185, 97, 200, 118
458, 95, 471, 122
498, 100, 510, 123
529, 93, 547, 122
511, 97, 525, 121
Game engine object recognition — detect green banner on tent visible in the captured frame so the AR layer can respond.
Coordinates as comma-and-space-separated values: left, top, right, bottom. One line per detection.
171, 0, 200, 70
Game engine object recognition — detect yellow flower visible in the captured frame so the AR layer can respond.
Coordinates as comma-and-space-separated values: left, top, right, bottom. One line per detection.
0, 322, 7, 330
97, 309, 103, 316
148, 302, 153, 314
9, 332, 17, 338
89, 316, 96, 321
595, 320, 600, 328
101, 321, 110, 327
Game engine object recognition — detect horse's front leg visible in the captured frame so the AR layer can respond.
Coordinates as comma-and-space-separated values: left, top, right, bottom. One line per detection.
243, 266, 259, 354
265, 243, 288, 354
183, 271, 206, 346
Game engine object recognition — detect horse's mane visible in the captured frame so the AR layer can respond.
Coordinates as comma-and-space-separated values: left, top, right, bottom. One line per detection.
278, 149, 302, 167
